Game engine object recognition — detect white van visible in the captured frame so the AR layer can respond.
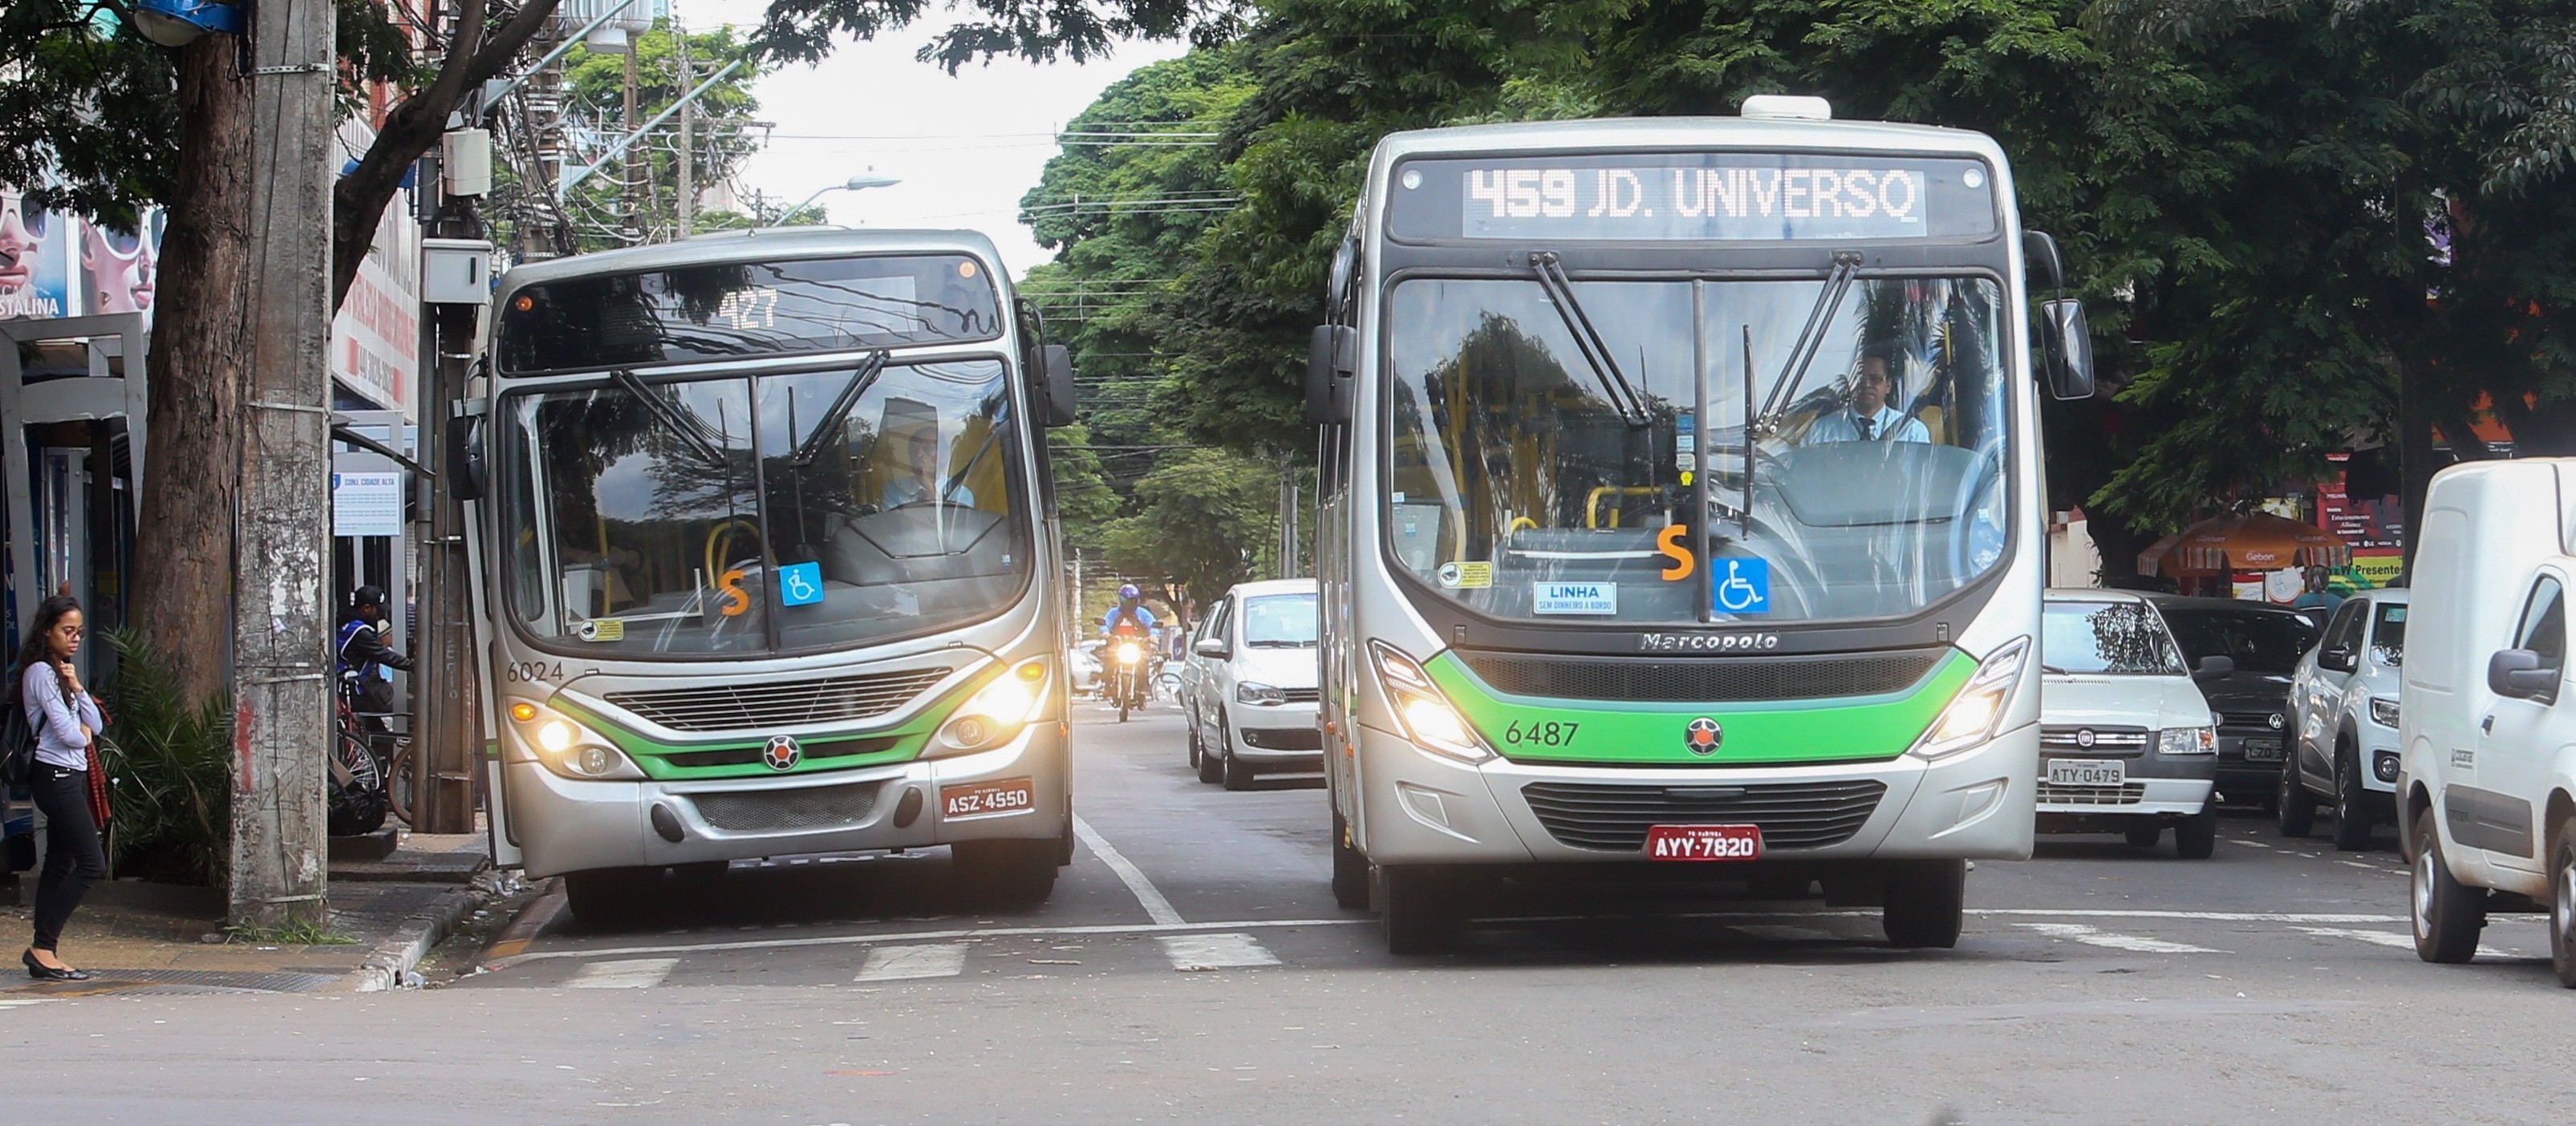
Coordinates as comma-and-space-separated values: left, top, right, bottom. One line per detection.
2037, 590, 2229, 857
2397, 459, 2576, 987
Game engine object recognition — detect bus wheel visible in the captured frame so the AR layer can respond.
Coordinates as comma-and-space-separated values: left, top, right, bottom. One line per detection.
563, 868, 657, 929
1381, 865, 1459, 955
954, 839, 1059, 906
1331, 809, 1369, 909
1880, 859, 1965, 949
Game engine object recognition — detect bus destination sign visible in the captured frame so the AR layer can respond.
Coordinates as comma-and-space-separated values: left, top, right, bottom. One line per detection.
1387, 153, 1999, 244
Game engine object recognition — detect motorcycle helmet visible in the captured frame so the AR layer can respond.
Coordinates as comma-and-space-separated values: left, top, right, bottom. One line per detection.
1118, 584, 1140, 599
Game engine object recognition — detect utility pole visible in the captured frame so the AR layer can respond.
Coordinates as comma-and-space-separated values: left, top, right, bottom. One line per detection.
621, 44, 641, 242
232, 0, 337, 929
674, 30, 694, 238
1277, 463, 1300, 579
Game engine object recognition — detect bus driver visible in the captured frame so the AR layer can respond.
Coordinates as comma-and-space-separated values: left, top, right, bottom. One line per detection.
1802, 349, 1929, 445
882, 427, 976, 508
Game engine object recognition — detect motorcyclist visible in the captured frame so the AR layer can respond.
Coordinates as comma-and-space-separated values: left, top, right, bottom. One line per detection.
1101, 585, 1158, 703
337, 585, 413, 724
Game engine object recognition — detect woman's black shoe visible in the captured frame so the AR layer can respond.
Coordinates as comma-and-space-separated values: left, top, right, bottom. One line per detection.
22, 950, 89, 982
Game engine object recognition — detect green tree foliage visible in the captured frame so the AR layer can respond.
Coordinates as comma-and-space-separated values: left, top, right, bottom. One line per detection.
1098, 448, 1282, 606
520, 21, 770, 252
100, 631, 232, 885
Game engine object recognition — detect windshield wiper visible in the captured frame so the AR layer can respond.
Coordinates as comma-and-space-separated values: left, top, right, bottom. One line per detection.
1528, 251, 1651, 427
610, 368, 727, 466
1750, 251, 1864, 438
789, 350, 891, 467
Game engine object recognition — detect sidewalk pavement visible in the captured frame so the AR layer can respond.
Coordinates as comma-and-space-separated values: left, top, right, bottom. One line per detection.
0, 830, 500, 998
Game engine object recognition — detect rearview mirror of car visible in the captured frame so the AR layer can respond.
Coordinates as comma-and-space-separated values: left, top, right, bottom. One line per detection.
2191, 654, 2235, 682
1195, 638, 1229, 658
2318, 646, 2357, 674
2487, 648, 2558, 699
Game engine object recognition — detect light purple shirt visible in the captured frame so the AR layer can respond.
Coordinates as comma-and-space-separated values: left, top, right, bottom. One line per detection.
22, 662, 102, 771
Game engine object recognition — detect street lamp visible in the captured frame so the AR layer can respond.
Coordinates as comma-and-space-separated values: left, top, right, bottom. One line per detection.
778, 174, 902, 227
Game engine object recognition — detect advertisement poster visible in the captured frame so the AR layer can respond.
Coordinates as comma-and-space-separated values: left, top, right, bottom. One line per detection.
2316, 473, 2406, 589
78, 209, 160, 325
0, 187, 71, 321
329, 118, 421, 415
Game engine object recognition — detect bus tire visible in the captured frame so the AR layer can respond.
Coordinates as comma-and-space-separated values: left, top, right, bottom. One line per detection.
2277, 751, 2318, 837
2173, 806, 2218, 859
563, 868, 656, 928
1381, 865, 1459, 955
2411, 814, 2485, 964
1880, 859, 1965, 949
1331, 809, 1369, 909
954, 839, 1059, 905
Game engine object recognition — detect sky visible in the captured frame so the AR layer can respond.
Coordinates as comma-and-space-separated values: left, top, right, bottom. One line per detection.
677, 0, 1191, 277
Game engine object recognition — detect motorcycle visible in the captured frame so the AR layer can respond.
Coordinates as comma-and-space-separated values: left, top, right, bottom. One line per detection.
1110, 637, 1149, 722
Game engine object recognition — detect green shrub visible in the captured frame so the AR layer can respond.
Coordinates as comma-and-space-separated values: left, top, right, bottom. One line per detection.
97, 630, 232, 885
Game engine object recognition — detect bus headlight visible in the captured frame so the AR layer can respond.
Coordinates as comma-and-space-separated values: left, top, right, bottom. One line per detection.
1369, 642, 1493, 763
1908, 636, 2030, 761
934, 658, 1052, 755
509, 703, 645, 781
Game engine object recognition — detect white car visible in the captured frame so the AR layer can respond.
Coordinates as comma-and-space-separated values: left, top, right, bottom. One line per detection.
2397, 459, 2576, 987
2282, 589, 2408, 849
2036, 590, 2229, 857
1185, 579, 1321, 790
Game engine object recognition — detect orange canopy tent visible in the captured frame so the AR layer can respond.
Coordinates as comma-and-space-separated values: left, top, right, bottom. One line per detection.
2139, 512, 2351, 577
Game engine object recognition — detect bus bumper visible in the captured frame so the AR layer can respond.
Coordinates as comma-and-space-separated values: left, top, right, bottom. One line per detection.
504, 722, 1072, 880
1353, 720, 2037, 866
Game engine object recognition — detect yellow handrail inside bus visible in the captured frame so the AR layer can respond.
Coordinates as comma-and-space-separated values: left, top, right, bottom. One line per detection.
1585, 486, 1660, 529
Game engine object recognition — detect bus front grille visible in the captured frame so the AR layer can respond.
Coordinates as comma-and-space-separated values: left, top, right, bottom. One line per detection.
689, 782, 881, 832
606, 669, 955, 732
1519, 780, 1885, 853
1458, 650, 1942, 703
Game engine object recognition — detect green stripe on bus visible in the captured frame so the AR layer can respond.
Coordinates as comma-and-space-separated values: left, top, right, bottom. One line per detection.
1422, 649, 1972, 766
551, 667, 1004, 781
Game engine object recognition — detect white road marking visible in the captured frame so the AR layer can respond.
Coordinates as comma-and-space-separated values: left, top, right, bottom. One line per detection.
490, 917, 1370, 970
2229, 839, 2275, 849
1073, 814, 1186, 926
855, 943, 970, 982
1158, 933, 1280, 970
0, 998, 49, 1009
2019, 922, 2224, 954
2296, 926, 2521, 959
566, 958, 679, 989
1974, 909, 2403, 923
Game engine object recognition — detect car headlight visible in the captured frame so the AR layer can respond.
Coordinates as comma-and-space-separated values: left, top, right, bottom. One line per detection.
2159, 726, 2217, 755
934, 658, 1053, 755
1236, 681, 1285, 706
1368, 642, 1493, 763
506, 701, 645, 780
1908, 635, 2030, 760
2368, 697, 2400, 727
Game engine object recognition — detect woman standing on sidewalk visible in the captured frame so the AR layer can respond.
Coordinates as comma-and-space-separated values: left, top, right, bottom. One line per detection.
14, 595, 107, 981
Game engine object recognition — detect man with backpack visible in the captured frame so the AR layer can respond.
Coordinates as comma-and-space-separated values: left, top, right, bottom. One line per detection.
338, 585, 412, 723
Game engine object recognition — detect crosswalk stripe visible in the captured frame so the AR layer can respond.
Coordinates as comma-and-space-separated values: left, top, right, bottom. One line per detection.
1157, 932, 1280, 970
2019, 922, 2222, 954
855, 943, 970, 982
2295, 926, 2521, 960
566, 958, 679, 989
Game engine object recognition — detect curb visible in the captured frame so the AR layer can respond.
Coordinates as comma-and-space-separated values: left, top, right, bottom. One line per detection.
345, 887, 485, 993
477, 878, 566, 967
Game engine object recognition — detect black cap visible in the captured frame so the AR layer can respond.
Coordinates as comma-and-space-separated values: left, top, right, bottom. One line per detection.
351, 585, 387, 609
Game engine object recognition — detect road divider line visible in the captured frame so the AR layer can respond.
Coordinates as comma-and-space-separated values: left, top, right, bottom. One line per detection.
2019, 922, 2222, 954
1158, 933, 1280, 970
486, 917, 1370, 970
855, 943, 970, 982
566, 958, 679, 989
1073, 814, 1186, 926
1973, 909, 2404, 923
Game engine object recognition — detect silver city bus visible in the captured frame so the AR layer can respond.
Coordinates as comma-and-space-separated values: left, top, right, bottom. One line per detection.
454, 229, 1080, 921
1306, 103, 2096, 952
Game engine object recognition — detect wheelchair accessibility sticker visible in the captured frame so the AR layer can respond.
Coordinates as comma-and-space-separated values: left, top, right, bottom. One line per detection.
779, 561, 826, 607
1712, 557, 1771, 614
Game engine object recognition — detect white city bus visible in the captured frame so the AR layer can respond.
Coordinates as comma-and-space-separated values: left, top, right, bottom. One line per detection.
1306, 103, 2095, 952
453, 229, 1080, 921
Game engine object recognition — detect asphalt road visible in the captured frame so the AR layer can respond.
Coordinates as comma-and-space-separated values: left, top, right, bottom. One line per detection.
6, 699, 2571, 1124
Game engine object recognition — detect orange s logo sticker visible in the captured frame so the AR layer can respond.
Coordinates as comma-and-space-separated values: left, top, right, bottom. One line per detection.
718, 569, 751, 617
1657, 525, 1696, 581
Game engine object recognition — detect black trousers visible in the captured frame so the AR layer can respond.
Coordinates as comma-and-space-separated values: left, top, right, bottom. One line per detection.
30, 765, 105, 953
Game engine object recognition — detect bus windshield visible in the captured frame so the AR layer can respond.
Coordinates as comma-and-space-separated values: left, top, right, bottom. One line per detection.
1385, 274, 2008, 625
497, 358, 1029, 657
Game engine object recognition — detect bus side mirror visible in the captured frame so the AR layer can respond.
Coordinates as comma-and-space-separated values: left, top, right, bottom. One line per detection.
447, 414, 486, 501
1307, 325, 1354, 425
1040, 344, 1077, 427
2038, 298, 2095, 401
2023, 230, 2064, 291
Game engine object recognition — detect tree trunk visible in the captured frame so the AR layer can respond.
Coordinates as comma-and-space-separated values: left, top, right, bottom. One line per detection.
132, 39, 254, 706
